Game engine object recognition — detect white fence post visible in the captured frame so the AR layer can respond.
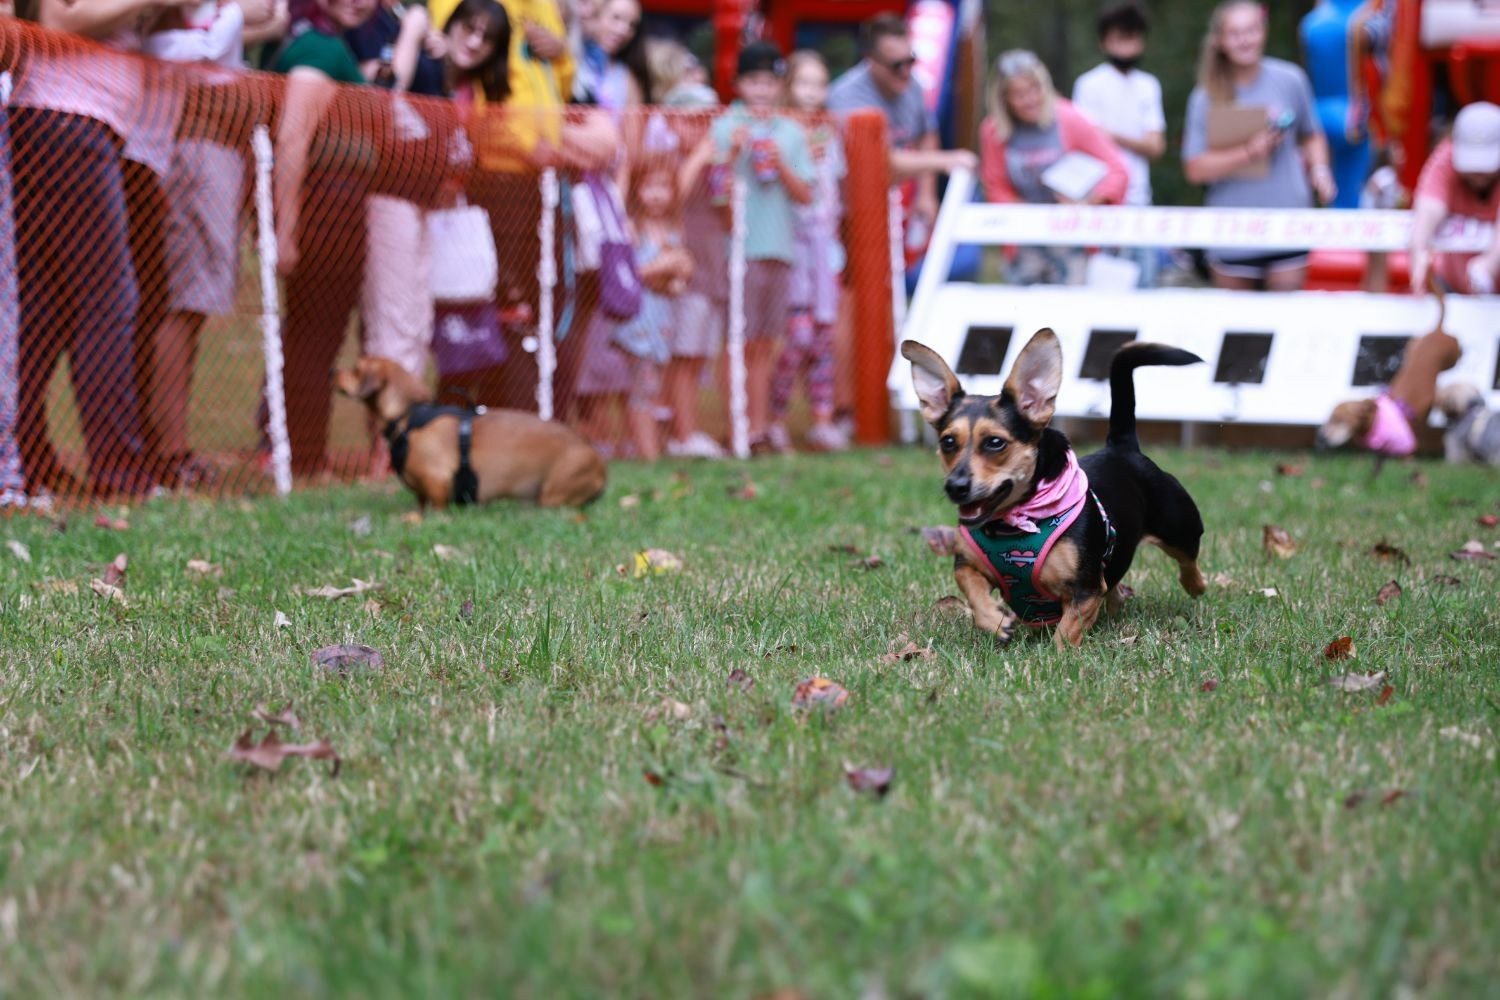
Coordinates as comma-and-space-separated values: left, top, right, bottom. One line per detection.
252, 125, 292, 496
535, 167, 558, 421
726, 174, 750, 459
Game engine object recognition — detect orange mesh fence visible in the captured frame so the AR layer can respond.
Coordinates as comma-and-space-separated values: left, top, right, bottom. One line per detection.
0, 18, 891, 506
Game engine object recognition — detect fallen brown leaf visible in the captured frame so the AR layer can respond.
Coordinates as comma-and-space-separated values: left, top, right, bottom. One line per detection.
5, 539, 30, 563
1323, 636, 1356, 661
310, 644, 385, 675
849, 554, 884, 570
1450, 540, 1495, 561
932, 595, 971, 616
1375, 580, 1402, 606
1200, 678, 1219, 692
844, 763, 894, 798
1275, 462, 1304, 477
251, 701, 301, 730
40, 578, 78, 596
1258, 587, 1279, 598
920, 526, 959, 556
229, 729, 340, 775
1380, 789, 1406, 806
89, 578, 127, 606
1410, 470, 1429, 489
879, 632, 933, 663
400, 510, 423, 525
102, 553, 127, 588
1343, 791, 1366, 809
1210, 571, 1235, 587
300, 578, 382, 599
826, 543, 861, 555
632, 548, 683, 577
1370, 540, 1410, 564
185, 559, 222, 577
93, 514, 129, 531
1262, 524, 1297, 559
727, 479, 758, 500
361, 598, 381, 617
1376, 684, 1394, 706
460, 599, 475, 619
1429, 574, 1462, 587
726, 667, 754, 692
793, 676, 849, 711
642, 769, 666, 787
1478, 514, 1499, 528
1328, 669, 1386, 692
645, 697, 691, 722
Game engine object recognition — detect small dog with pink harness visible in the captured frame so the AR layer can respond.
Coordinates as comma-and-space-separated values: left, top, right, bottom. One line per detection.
903, 331, 1208, 649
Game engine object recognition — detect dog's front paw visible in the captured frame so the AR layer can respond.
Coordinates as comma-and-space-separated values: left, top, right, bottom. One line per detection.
976, 605, 1018, 644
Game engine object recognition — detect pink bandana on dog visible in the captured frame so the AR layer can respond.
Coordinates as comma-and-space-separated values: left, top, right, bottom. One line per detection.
1364, 394, 1417, 457
999, 450, 1089, 534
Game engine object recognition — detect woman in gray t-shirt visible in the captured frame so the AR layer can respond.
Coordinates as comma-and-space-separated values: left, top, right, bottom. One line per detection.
1182, 1, 1336, 290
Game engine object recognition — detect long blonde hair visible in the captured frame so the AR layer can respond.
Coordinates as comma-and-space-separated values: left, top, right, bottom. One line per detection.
780, 50, 830, 112
986, 49, 1057, 142
1197, 0, 1265, 104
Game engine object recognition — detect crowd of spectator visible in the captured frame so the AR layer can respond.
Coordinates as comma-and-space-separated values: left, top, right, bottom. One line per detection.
0, 0, 1496, 507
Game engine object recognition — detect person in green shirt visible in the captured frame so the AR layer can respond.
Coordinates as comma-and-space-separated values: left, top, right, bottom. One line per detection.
266, 0, 378, 477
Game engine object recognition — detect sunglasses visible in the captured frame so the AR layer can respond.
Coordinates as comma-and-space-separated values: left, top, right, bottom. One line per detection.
879, 56, 916, 74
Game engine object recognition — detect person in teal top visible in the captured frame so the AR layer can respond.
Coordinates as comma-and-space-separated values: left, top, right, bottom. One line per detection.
273, 25, 367, 84
703, 40, 813, 451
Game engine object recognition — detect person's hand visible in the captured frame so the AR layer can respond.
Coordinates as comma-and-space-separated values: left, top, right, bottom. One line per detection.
944, 148, 979, 174
423, 28, 449, 60
523, 20, 565, 60
234, 0, 274, 25
1468, 255, 1497, 295
911, 188, 939, 228
1243, 126, 1283, 162
728, 126, 750, 157
1309, 164, 1337, 206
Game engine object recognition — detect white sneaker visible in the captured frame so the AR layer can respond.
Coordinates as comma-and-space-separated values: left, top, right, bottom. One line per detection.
666, 432, 725, 459
766, 423, 793, 454
806, 422, 850, 452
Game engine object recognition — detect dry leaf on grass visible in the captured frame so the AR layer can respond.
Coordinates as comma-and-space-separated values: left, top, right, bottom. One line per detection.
1210, 571, 1235, 587
727, 479, 758, 500
645, 698, 692, 722
93, 514, 129, 531
726, 668, 754, 692
1275, 462, 1304, 477
460, 599, 475, 619
185, 559, 222, 577
1380, 789, 1406, 806
1200, 678, 1219, 692
1375, 580, 1402, 606
826, 543, 862, 555
361, 598, 381, 617
300, 578, 382, 599
1323, 636, 1356, 661
89, 578, 127, 606
229, 729, 340, 775
349, 515, 373, 537
793, 676, 849, 711
273, 610, 292, 630
310, 644, 385, 675
1377, 684, 1395, 706
642, 769, 666, 787
432, 544, 463, 561
880, 632, 933, 663
1478, 514, 1498, 528
849, 554, 884, 570
1328, 669, 1386, 692
1370, 540, 1410, 564
844, 764, 894, 798
1450, 540, 1495, 561
40, 578, 78, 596
1262, 525, 1297, 559
251, 702, 301, 730
101, 553, 127, 588
1258, 587, 1279, 598
1429, 574, 1462, 587
920, 526, 959, 556
932, 595, 971, 617
6, 540, 30, 563
1410, 470, 1429, 489
632, 549, 683, 577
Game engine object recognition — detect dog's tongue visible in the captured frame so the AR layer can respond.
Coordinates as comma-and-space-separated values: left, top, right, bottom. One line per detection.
959, 502, 983, 521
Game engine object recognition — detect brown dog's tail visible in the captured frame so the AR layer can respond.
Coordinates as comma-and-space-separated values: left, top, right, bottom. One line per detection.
1107, 343, 1203, 452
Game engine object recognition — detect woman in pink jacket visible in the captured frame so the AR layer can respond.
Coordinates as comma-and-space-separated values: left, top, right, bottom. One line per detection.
979, 49, 1129, 285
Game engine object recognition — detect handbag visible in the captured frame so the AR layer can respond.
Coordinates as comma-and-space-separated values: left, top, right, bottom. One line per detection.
572, 171, 642, 321
427, 197, 498, 304
431, 301, 509, 376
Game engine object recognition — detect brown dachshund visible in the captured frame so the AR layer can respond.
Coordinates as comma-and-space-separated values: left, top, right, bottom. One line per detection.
333, 357, 606, 510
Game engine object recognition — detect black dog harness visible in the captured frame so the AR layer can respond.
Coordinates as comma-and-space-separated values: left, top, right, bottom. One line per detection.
383, 403, 482, 505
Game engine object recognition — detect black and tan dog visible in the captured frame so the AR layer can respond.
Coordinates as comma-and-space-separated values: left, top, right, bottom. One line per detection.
903, 330, 1206, 648
333, 356, 606, 510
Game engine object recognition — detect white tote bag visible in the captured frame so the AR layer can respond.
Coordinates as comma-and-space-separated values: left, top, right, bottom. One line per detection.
426, 198, 498, 304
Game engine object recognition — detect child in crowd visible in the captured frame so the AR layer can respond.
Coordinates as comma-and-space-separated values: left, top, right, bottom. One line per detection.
577, 160, 689, 460
768, 50, 846, 453
702, 40, 812, 453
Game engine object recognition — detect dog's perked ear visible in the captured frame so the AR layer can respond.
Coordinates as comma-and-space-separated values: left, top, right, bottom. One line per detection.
1005, 328, 1063, 427
901, 340, 963, 427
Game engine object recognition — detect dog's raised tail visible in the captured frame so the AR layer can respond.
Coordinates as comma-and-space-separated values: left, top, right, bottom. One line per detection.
1107, 343, 1203, 451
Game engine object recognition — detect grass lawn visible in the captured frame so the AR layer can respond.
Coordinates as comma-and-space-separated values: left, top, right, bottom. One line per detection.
1, 445, 1497, 997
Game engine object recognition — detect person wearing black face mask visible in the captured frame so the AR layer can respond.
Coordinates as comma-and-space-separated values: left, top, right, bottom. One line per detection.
1071, 2, 1165, 285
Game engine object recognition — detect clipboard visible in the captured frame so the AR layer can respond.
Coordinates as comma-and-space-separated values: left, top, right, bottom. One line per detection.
1207, 105, 1269, 179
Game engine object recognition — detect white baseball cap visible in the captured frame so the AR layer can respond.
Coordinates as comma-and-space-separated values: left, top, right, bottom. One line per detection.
1452, 101, 1500, 173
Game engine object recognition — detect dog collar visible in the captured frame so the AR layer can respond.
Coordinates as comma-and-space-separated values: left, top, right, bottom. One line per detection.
960, 489, 1116, 626
1364, 394, 1417, 457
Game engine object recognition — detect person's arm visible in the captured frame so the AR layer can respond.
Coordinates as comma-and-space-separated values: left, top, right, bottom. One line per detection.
888, 143, 978, 182
390, 4, 429, 92
241, 0, 289, 46
1406, 194, 1448, 293
553, 107, 621, 171
42, 0, 189, 37
774, 125, 814, 205
679, 130, 716, 202
274, 66, 337, 275
1184, 126, 1282, 185
1299, 131, 1337, 205
1111, 130, 1165, 159
1061, 104, 1129, 205
978, 122, 1019, 204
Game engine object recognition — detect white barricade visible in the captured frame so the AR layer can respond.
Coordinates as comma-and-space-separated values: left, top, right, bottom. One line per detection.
894, 170, 1500, 430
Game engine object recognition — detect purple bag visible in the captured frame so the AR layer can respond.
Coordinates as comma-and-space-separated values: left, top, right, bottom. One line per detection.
432, 302, 509, 377
576, 171, 642, 321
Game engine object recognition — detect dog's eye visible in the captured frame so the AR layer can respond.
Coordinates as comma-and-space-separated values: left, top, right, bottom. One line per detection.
983, 436, 1008, 453
939, 435, 958, 454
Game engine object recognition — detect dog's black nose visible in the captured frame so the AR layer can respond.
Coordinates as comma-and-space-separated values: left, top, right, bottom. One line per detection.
944, 474, 971, 502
